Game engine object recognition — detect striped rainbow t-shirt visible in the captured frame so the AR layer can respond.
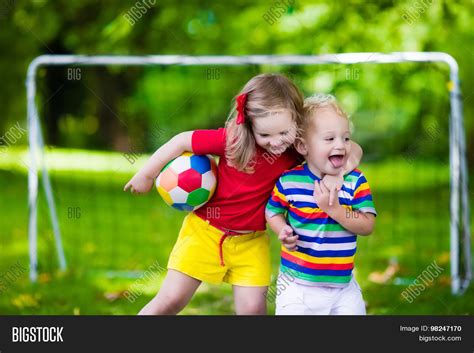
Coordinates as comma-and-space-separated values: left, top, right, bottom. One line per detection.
266, 163, 377, 288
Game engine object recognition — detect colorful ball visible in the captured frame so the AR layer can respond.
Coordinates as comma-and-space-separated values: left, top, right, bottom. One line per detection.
155, 152, 217, 211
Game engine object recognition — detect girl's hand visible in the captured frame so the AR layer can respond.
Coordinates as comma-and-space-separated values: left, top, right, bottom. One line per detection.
278, 225, 298, 251
321, 174, 343, 206
314, 180, 340, 215
124, 172, 155, 194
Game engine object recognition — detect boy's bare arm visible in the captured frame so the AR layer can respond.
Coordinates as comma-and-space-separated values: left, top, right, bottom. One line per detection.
314, 180, 375, 235
327, 208, 375, 236
266, 213, 298, 251
266, 213, 288, 235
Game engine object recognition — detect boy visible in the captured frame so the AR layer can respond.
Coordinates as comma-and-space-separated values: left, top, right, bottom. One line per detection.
266, 94, 376, 315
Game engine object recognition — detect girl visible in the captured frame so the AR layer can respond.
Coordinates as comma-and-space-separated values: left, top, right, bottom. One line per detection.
124, 74, 362, 315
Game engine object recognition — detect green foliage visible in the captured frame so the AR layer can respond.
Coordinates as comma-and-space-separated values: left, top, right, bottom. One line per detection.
0, 0, 472, 162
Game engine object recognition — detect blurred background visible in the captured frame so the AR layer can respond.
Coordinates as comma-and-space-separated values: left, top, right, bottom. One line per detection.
0, 0, 473, 314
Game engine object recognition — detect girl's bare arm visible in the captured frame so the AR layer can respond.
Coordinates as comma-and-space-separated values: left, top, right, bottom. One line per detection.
124, 131, 193, 193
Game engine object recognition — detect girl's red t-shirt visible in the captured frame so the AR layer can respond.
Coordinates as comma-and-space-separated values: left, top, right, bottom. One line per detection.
192, 128, 300, 231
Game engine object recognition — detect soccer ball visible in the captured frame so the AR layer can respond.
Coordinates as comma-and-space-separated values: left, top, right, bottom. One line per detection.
155, 152, 217, 211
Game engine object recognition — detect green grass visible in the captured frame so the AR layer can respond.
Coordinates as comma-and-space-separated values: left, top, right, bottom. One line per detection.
0, 147, 473, 315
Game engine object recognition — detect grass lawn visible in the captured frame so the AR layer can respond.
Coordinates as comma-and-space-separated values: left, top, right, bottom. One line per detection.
0, 147, 473, 315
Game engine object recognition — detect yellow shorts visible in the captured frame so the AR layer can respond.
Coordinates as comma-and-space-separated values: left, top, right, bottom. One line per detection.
168, 212, 271, 286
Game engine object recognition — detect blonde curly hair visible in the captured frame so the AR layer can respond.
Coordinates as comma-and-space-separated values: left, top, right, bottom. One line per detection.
302, 93, 354, 136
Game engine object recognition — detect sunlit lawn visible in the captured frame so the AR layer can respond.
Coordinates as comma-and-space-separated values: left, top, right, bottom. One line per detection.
0, 147, 473, 315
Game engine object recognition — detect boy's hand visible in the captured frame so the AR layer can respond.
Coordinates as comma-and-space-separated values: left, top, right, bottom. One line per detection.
314, 180, 340, 215
124, 172, 154, 194
321, 174, 343, 206
278, 225, 298, 252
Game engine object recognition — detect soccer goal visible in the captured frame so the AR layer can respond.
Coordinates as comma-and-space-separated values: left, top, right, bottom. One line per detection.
26, 53, 471, 295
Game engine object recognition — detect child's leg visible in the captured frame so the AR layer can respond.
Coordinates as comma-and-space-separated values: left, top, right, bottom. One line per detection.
232, 285, 267, 315
276, 279, 333, 315
226, 232, 272, 315
138, 269, 201, 315
275, 279, 309, 315
330, 277, 366, 315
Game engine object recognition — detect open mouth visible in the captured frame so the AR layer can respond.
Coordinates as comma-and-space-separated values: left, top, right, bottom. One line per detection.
328, 154, 345, 168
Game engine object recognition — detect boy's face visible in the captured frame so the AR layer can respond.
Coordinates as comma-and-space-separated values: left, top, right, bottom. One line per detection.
252, 109, 297, 155
297, 108, 351, 177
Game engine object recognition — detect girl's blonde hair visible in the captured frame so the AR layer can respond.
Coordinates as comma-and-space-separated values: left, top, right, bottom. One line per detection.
302, 93, 354, 135
225, 73, 304, 172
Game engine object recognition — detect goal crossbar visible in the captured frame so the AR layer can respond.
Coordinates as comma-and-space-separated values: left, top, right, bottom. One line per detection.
26, 52, 471, 295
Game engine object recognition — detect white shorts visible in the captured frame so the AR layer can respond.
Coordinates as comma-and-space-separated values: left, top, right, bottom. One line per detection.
275, 275, 366, 315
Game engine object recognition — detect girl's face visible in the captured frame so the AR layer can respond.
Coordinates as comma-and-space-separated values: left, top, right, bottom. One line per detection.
252, 109, 297, 155
297, 108, 351, 178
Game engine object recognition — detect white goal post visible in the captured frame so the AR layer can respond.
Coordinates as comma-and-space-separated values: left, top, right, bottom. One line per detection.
26, 52, 471, 295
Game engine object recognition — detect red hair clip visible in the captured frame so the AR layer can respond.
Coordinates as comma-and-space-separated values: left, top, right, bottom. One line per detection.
236, 93, 247, 125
